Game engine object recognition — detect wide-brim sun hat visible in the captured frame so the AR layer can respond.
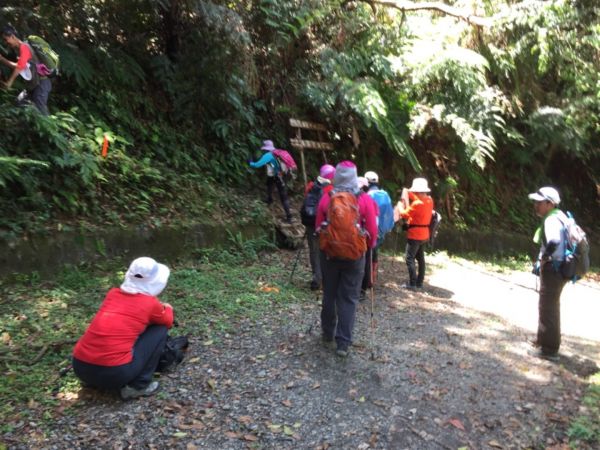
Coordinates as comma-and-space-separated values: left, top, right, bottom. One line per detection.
528, 186, 560, 205
409, 177, 431, 193
120, 257, 170, 297
261, 140, 276, 151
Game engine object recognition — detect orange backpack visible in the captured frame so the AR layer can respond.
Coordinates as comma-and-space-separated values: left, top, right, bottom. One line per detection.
319, 192, 367, 260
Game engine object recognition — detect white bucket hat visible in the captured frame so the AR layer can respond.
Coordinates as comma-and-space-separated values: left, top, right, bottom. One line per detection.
120, 257, 170, 297
528, 186, 560, 205
409, 177, 431, 193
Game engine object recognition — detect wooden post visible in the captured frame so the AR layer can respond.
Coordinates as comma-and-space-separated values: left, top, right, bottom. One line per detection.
297, 128, 307, 187
317, 130, 328, 163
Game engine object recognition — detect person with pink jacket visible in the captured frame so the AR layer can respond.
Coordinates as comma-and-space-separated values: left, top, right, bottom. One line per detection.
315, 161, 377, 357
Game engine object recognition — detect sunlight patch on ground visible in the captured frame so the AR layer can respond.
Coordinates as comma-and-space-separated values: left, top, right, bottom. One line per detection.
428, 254, 600, 343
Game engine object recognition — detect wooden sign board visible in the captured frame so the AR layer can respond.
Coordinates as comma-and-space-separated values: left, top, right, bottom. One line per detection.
289, 138, 334, 151
289, 119, 328, 132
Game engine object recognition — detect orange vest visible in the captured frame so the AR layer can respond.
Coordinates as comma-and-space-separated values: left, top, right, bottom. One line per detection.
400, 193, 434, 240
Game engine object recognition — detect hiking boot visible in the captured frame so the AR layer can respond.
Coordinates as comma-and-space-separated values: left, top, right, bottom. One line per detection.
528, 348, 559, 362
310, 280, 320, 291
120, 381, 160, 400
359, 289, 367, 302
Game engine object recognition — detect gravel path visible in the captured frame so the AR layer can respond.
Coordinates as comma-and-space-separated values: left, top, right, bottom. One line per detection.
8, 252, 600, 449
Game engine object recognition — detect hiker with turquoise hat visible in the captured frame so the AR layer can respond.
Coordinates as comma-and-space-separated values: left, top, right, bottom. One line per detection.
249, 139, 292, 223
528, 186, 568, 361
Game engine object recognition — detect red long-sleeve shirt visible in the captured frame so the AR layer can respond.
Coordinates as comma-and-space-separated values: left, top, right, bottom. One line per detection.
73, 288, 174, 366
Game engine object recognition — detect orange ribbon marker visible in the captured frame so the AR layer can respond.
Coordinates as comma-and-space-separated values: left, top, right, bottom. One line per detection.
101, 135, 109, 158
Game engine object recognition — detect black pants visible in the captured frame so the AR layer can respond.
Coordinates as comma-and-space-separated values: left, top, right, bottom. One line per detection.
405, 239, 427, 287
361, 246, 379, 291
537, 262, 567, 354
266, 175, 291, 219
73, 325, 167, 390
306, 226, 322, 285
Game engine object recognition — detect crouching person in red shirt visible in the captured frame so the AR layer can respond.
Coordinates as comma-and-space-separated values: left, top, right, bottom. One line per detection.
72, 257, 174, 400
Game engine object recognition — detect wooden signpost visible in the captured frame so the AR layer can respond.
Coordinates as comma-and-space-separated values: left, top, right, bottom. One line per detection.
289, 118, 334, 186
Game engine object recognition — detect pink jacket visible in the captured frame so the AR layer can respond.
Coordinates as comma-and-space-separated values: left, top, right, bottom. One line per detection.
316, 192, 378, 249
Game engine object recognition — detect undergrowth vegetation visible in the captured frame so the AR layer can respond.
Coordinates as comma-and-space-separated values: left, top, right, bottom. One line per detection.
1, 1, 599, 237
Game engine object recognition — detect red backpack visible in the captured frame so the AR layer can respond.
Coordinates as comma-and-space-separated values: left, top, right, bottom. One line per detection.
319, 192, 367, 260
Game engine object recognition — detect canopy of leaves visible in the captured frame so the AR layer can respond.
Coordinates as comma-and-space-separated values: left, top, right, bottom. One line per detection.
0, 0, 598, 236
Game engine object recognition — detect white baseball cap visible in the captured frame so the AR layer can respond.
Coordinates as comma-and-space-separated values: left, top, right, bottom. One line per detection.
528, 186, 560, 205
364, 171, 378, 183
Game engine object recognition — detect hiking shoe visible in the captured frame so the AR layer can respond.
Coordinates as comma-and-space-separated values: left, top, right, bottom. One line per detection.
310, 280, 320, 291
401, 283, 416, 290
120, 381, 160, 400
335, 346, 349, 357
359, 289, 367, 302
529, 348, 559, 362
322, 335, 335, 349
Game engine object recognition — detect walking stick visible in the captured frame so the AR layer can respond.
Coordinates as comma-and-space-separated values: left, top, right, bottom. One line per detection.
288, 231, 307, 284
368, 247, 376, 361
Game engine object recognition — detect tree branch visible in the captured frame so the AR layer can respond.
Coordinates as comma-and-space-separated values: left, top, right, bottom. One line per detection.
369, 1, 494, 27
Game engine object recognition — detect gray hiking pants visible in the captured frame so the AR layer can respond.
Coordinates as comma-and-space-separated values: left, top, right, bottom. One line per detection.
320, 253, 366, 350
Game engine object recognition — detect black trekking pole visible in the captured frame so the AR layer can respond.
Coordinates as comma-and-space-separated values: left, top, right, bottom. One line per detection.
368, 248, 376, 361
288, 231, 306, 284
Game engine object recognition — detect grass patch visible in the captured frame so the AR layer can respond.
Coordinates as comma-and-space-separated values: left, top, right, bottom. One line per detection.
568, 372, 600, 447
0, 234, 307, 431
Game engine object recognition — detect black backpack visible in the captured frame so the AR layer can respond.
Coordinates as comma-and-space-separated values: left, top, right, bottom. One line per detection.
156, 335, 189, 372
300, 182, 324, 227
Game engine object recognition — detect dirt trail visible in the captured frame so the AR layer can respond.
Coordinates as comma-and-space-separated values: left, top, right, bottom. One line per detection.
13, 252, 600, 449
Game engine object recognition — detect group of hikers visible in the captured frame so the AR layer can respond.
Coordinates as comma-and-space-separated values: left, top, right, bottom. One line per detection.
71, 136, 445, 403
71, 142, 439, 399
70, 138, 580, 400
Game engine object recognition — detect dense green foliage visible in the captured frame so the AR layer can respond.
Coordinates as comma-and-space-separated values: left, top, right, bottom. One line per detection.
1, 0, 598, 236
